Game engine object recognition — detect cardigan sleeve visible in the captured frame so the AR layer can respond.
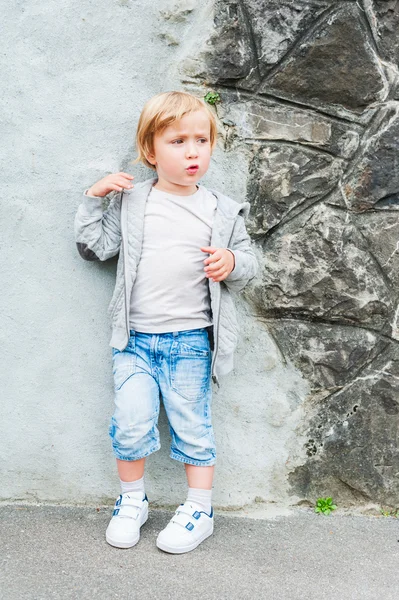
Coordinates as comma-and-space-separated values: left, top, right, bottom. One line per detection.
223, 214, 258, 293
74, 191, 122, 261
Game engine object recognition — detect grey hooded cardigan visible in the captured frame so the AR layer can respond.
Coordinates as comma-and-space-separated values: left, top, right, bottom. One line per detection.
74, 178, 258, 386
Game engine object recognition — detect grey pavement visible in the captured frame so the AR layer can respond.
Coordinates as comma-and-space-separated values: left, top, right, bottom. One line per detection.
1, 504, 399, 600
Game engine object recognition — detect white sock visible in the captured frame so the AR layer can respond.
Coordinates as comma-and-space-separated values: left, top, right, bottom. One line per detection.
187, 487, 212, 515
120, 476, 145, 496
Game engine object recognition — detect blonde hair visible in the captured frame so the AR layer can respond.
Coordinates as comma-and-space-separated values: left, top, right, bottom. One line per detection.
135, 91, 218, 170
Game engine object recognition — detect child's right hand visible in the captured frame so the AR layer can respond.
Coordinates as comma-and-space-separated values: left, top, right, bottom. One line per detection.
87, 172, 134, 197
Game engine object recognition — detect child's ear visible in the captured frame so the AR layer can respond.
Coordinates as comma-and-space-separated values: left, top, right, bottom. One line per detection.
146, 153, 156, 166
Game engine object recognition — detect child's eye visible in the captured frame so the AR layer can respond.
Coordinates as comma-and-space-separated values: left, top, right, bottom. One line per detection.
198, 138, 208, 143
171, 139, 183, 144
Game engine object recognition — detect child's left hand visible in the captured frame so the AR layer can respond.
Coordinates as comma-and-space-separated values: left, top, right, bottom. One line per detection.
200, 246, 235, 282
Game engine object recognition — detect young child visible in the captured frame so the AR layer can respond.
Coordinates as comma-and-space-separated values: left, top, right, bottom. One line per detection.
74, 91, 258, 554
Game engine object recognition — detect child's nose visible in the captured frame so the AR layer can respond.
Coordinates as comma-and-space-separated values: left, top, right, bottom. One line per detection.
186, 143, 198, 158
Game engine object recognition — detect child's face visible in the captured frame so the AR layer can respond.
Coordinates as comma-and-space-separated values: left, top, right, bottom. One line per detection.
147, 110, 213, 195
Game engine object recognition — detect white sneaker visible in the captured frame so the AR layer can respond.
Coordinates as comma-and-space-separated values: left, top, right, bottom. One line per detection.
105, 491, 148, 549
156, 501, 214, 554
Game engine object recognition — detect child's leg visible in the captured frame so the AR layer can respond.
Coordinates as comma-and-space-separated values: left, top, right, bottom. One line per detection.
185, 464, 214, 489
117, 457, 146, 482
156, 329, 215, 553
185, 464, 214, 516
107, 331, 162, 549
117, 458, 146, 495
185, 465, 214, 514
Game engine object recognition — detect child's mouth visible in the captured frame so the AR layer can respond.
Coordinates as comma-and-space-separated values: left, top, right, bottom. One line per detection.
186, 165, 199, 174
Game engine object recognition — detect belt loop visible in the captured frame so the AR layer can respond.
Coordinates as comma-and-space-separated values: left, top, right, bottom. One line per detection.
173, 331, 178, 337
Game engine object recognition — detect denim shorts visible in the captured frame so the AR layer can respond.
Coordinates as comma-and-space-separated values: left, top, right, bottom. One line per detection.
108, 327, 216, 466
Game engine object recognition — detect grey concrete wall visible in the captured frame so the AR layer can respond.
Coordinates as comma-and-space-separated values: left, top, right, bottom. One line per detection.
1, 0, 309, 508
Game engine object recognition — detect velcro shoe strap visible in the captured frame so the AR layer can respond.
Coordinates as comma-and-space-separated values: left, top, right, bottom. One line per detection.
171, 511, 196, 530
113, 503, 141, 519
118, 497, 143, 509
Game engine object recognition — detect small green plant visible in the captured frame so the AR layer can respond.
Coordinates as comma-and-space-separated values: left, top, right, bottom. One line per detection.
314, 497, 337, 515
380, 507, 399, 518
204, 91, 221, 106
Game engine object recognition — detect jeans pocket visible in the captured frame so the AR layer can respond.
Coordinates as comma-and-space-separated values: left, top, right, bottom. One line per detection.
112, 336, 136, 391
170, 339, 211, 402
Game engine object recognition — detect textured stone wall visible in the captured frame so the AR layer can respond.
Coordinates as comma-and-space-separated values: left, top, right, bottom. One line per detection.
180, 0, 399, 507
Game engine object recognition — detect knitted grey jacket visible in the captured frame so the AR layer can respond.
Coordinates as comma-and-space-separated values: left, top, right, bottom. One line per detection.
74, 178, 258, 386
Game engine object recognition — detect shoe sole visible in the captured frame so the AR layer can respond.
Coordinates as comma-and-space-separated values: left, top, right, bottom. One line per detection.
106, 506, 148, 549
156, 525, 213, 554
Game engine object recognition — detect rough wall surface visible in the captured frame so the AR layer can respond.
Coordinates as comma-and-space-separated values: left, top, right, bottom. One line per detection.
179, 0, 399, 507
2, 0, 399, 510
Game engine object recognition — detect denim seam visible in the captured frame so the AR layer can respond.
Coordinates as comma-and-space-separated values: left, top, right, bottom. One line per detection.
169, 451, 216, 467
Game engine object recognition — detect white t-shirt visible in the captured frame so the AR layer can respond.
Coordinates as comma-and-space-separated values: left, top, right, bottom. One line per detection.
129, 184, 217, 333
